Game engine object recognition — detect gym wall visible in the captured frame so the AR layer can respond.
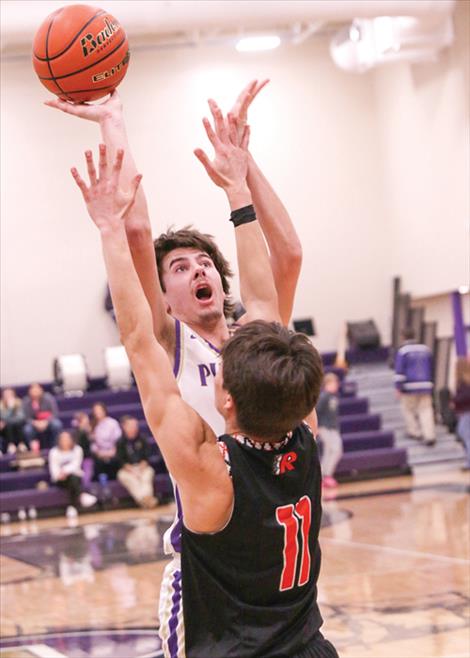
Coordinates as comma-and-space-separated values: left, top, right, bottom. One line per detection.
1, 1, 468, 385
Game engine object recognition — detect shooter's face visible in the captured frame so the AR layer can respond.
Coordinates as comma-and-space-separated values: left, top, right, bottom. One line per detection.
161, 248, 225, 326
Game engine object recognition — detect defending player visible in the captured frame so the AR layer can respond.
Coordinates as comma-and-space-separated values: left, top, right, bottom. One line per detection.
71, 143, 338, 658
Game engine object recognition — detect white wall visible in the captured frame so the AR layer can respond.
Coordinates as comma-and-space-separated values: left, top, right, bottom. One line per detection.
1, 2, 468, 386
1, 35, 390, 385
372, 0, 469, 297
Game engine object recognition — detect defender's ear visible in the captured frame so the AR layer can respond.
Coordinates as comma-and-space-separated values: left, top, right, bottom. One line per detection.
222, 391, 234, 413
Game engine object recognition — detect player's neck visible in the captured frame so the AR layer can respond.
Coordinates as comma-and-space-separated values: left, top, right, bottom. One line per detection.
225, 420, 281, 445
188, 316, 229, 350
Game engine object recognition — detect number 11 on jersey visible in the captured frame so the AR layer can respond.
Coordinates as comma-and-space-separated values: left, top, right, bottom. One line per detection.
276, 495, 312, 591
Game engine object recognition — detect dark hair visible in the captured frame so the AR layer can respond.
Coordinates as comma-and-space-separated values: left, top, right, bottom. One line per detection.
154, 226, 234, 317
57, 430, 75, 446
402, 327, 415, 341
120, 414, 137, 425
221, 321, 324, 440
90, 402, 108, 430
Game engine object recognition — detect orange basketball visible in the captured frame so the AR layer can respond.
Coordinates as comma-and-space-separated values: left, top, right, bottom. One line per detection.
32, 4, 130, 103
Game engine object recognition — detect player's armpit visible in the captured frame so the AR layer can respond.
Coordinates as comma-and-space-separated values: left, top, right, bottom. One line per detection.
156, 407, 234, 534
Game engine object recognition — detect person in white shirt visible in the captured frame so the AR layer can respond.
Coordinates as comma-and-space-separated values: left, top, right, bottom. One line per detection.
48, 430, 96, 516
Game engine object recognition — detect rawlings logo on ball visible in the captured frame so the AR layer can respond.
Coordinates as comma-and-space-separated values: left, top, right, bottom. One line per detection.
81, 17, 120, 57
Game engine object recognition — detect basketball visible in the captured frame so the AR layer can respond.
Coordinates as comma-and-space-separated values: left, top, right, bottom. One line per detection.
32, 4, 130, 103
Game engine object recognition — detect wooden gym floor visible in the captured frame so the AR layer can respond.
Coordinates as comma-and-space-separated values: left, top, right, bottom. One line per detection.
0, 466, 469, 658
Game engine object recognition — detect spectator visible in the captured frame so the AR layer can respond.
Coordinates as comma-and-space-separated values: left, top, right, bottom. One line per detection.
22, 383, 63, 449
0, 388, 27, 453
48, 430, 97, 517
72, 411, 94, 489
90, 402, 121, 480
453, 356, 470, 470
395, 328, 436, 446
316, 373, 343, 488
116, 416, 157, 509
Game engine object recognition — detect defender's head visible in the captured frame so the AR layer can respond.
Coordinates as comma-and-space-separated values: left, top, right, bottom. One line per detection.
154, 227, 233, 326
215, 321, 324, 441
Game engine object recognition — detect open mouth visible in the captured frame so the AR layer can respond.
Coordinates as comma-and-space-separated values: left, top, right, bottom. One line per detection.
194, 284, 213, 301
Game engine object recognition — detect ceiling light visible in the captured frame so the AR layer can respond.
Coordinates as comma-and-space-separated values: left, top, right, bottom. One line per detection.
236, 36, 281, 53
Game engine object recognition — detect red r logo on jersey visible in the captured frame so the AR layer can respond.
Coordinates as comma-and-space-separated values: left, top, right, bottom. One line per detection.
273, 451, 297, 475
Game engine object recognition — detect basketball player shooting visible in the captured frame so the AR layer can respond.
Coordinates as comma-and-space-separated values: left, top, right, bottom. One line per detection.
71, 134, 338, 656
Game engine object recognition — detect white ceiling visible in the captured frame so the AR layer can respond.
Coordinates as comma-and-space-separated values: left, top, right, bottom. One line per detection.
1, 0, 456, 53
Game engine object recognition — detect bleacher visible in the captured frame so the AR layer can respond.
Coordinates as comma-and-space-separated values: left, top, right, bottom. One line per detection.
0, 347, 410, 517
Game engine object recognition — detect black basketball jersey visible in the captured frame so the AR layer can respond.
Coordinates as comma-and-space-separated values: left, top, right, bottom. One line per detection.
181, 423, 324, 658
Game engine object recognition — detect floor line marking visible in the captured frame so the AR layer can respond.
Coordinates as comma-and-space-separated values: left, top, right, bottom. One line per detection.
321, 537, 470, 565
14, 645, 67, 658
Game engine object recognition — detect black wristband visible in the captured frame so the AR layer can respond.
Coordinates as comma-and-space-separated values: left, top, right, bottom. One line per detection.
229, 204, 257, 228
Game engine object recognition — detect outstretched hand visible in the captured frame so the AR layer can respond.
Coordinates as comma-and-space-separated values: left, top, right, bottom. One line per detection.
194, 99, 250, 190
229, 79, 269, 146
45, 90, 123, 124
71, 144, 141, 231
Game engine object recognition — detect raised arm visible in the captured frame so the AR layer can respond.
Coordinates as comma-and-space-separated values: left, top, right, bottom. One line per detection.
45, 94, 175, 352
230, 81, 303, 325
70, 146, 232, 533
194, 101, 280, 324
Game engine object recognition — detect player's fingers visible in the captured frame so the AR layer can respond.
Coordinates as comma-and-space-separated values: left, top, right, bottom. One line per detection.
227, 113, 239, 146
241, 125, 251, 151
44, 98, 79, 115
85, 150, 97, 185
208, 99, 229, 143
235, 79, 257, 107
252, 78, 270, 100
98, 143, 107, 180
239, 92, 253, 121
111, 148, 125, 186
202, 118, 220, 150
70, 167, 89, 199
194, 148, 213, 171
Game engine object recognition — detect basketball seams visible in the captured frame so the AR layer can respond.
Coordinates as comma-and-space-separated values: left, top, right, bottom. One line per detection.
44, 18, 74, 102
38, 36, 127, 81
33, 10, 106, 62
33, 8, 129, 103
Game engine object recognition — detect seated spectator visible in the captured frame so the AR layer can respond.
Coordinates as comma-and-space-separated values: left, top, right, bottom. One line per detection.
22, 383, 63, 450
0, 388, 27, 453
116, 416, 157, 509
90, 402, 121, 480
72, 411, 94, 489
316, 373, 344, 489
48, 430, 97, 516
454, 356, 470, 470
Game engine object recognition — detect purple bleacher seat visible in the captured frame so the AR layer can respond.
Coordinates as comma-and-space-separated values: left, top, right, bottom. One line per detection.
56, 387, 141, 412
338, 397, 369, 416
0, 473, 172, 514
340, 430, 394, 453
0, 468, 50, 492
323, 366, 346, 381
339, 413, 381, 434
322, 347, 390, 366
335, 447, 408, 475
